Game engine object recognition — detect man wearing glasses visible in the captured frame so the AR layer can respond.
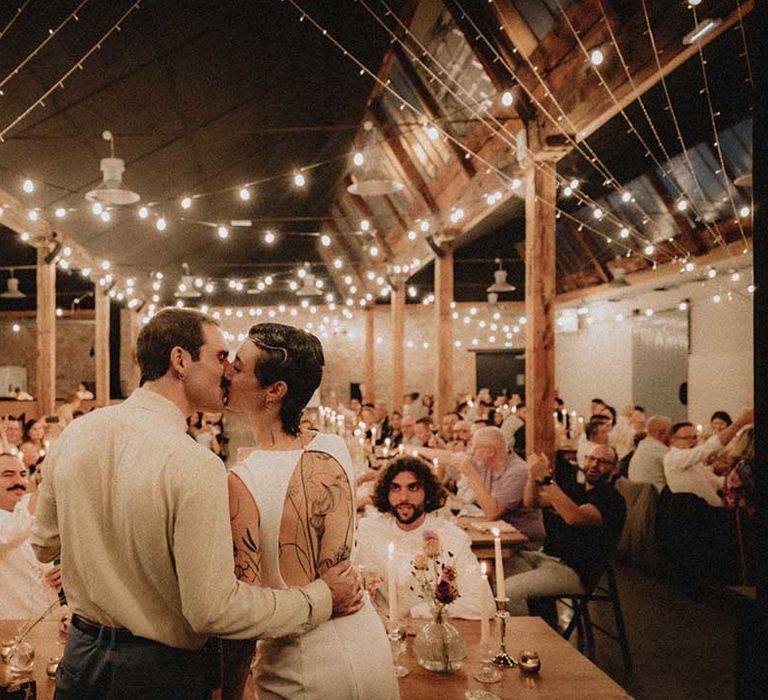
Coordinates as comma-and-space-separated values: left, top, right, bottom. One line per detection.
662, 408, 753, 507
503, 444, 626, 618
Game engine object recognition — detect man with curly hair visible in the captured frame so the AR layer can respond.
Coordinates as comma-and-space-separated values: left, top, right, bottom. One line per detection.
355, 457, 493, 621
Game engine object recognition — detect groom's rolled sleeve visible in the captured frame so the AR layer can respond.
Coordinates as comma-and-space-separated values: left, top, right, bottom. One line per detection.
174, 458, 332, 640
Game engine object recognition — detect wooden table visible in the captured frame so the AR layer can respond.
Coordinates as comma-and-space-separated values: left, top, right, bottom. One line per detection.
457, 516, 528, 561
0, 619, 64, 698
2, 617, 631, 699
399, 618, 632, 699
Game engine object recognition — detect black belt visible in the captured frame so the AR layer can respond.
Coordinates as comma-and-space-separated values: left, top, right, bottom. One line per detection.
72, 614, 156, 645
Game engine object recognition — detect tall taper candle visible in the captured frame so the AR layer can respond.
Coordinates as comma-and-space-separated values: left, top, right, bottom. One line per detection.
480, 562, 490, 649
492, 527, 504, 600
387, 542, 397, 625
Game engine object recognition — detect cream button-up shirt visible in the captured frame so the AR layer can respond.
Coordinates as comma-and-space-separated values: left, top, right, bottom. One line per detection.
663, 434, 725, 507
31, 388, 331, 649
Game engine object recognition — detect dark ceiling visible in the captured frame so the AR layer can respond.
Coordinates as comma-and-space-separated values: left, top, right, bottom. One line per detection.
0, 0, 754, 311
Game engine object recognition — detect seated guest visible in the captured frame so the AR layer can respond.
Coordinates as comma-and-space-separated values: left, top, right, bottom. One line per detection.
438, 412, 461, 443
1, 416, 23, 449
56, 392, 82, 426
0, 451, 66, 621
628, 415, 672, 491
449, 420, 472, 451
500, 407, 524, 451
611, 405, 645, 460
373, 403, 391, 443
576, 416, 611, 471
505, 445, 626, 616
20, 419, 47, 470
511, 404, 527, 458
452, 427, 545, 548
76, 382, 95, 401
414, 417, 436, 448
703, 410, 732, 439
355, 457, 493, 619
400, 415, 422, 447
590, 398, 607, 416
663, 409, 753, 507
388, 410, 403, 447
554, 397, 570, 437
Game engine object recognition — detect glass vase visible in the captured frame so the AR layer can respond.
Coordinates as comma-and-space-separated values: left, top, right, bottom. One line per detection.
413, 608, 467, 674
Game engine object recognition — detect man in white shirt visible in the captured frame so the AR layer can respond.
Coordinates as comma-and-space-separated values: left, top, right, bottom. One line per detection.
31, 308, 362, 699
662, 408, 753, 507
356, 457, 493, 621
0, 452, 61, 619
628, 415, 672, 492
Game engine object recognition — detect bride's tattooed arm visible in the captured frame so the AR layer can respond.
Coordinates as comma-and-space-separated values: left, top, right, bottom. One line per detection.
228, 472, 262, 584
279, 452, 354, 586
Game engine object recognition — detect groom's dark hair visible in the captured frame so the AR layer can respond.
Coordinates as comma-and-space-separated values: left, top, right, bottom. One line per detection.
247, 323, 324, 437
137, 308, 218, 385
373, 457, 446, 515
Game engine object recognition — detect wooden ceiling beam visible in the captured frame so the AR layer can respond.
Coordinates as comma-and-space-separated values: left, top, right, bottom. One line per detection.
563, 218, 613, 284
391, 44, 475, 178
539, 0, 754, 146
368, 101, 440, 215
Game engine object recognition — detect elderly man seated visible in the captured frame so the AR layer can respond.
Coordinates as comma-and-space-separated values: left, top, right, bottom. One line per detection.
628, 415, 672, 492
504, 444, 626, 618
413, 427, 545, 549
355, 457, 493, 620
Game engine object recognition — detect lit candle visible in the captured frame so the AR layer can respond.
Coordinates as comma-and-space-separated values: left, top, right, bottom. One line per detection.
384, 437, 391, 448
432, 457, 439, 474
398, 444, 404, 456
387, 542, 398, 625
480, 562, 490, 650
382, 446, 389, 458
371, 425, 377, 445
492, 527, 504, 601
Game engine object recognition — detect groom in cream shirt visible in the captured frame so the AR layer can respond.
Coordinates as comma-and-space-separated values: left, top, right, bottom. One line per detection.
31, 308, 362, 698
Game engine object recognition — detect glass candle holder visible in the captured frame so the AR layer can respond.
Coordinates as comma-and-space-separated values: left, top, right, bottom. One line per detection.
518, 650, 541, 675
7, 640, 35, 674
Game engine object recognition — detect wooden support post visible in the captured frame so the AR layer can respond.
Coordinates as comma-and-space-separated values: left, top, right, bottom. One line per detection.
434, 242, 454, 422
364, 307, 376, 403
94, 290, 111, 407
120, 308, 141, 394
524, 153, 558, 460
35, 247, 56, 416
391, 282, 406, 413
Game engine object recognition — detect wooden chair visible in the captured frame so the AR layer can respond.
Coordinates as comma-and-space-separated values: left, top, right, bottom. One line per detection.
558, 564, 633, 674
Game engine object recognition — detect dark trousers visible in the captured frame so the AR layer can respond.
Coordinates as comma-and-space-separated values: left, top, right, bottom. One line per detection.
54, 618, 219, 699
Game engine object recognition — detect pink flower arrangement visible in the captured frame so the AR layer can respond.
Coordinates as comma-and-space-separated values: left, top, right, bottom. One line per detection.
410, 530, 460, 614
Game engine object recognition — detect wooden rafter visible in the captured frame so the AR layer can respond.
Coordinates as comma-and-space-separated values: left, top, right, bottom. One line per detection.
563, 218, 613, 284
369, 101, 440, 214
391, 44, 475, 178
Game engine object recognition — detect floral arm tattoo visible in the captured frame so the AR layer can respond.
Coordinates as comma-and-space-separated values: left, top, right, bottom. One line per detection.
229, 478, 261, 585
280, 451, 353, 583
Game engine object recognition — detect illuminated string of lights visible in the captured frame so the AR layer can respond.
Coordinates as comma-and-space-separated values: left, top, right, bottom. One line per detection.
0, 1, 142, 142
690, 4, 750, 249
374, 0, 695, 266
594, 0, 729, 250
0, 0, 91, 95
444, 0, 691, 259
0, 0, 32, 41
288, 0, 663, 270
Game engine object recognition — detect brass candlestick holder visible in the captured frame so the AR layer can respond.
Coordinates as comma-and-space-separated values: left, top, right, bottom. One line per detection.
492, 598, 517, 668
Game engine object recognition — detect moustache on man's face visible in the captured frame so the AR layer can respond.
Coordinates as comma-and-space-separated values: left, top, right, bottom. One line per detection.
7, 484, 26, 493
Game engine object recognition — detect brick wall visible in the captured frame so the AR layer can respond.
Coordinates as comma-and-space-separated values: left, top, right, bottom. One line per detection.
0, 318, 95, 398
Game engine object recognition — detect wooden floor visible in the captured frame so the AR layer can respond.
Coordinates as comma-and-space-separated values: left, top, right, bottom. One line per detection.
573, 564, 735, 700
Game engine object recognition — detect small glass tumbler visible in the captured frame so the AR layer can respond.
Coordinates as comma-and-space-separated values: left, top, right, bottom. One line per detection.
7, 639, 35, 674
518, 650, 541, 675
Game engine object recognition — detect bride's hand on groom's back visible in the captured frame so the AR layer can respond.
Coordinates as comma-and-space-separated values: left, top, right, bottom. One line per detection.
321, 560, 365, 617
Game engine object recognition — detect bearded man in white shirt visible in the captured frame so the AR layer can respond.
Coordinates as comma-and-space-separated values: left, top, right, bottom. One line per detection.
355, 457, 493, 621
31, 307, 362, 699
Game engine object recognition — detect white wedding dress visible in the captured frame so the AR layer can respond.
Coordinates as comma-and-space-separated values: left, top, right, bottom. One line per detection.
232, 432, 398, 700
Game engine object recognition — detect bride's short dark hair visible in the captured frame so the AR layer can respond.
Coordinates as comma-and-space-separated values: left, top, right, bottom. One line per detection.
247, 323, 324, 436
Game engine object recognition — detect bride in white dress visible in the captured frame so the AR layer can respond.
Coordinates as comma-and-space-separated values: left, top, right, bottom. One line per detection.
222, 323, 397, 700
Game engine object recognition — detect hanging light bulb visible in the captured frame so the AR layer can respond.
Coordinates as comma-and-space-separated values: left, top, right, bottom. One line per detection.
239, 187, 251, 201
320, 234, 331, 246
217, 225, 228, 239
264, 230, 275, 244
294, 172, 306, 188
590, 49, 604, 66
92, 202, 103, 215
138, 206, 149, 219
353, 152, 365, 166
22, 179, 34, 193
156, 217, 167, 231
100, 210, 111, 222
501, 91, 514, 106
181, 196, 192, 209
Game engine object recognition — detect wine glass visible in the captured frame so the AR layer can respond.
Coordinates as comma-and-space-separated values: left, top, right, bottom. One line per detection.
386, 619, 410, 678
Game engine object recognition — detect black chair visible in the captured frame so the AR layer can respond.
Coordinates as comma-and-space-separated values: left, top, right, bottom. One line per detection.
557, 564, 633, 674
